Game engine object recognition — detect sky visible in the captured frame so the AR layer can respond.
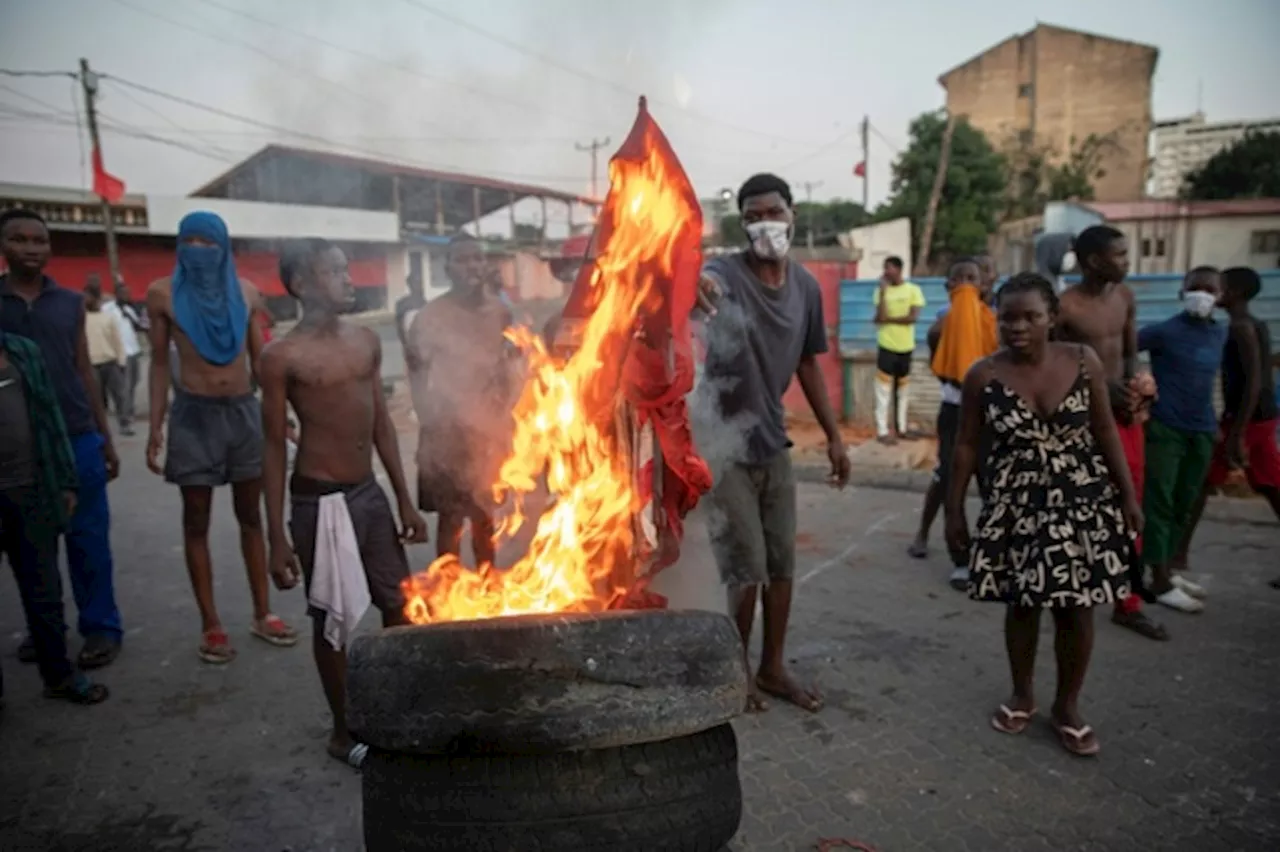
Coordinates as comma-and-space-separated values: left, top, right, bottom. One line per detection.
1, 0, 1277, 235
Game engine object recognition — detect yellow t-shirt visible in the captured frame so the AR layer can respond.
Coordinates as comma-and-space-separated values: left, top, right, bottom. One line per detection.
873, 281, 926, 353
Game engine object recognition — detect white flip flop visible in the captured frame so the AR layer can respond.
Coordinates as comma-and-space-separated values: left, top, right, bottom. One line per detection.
1172, 574, 1207, 600
1156, 586, 1205, 614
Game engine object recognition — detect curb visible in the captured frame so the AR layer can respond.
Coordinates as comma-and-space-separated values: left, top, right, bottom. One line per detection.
793, 461, 1278, 527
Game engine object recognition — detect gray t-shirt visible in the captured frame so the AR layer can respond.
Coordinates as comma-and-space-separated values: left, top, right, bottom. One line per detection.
697, 253, 826, 465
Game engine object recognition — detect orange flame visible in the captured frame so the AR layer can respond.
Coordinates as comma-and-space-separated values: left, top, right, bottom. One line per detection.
403, 100, 702, 624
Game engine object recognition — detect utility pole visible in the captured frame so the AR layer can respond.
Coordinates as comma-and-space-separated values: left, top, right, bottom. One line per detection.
79, 58, 121, 284
860, 116, 870, 212
575, 137, 611, 200
800, 180, 823, 250
918, 112, 957, 273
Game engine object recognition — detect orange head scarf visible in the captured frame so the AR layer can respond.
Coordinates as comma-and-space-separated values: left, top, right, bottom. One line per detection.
931, 283, 998, 385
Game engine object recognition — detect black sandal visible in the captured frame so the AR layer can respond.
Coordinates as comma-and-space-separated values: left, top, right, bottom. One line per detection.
1112, 610, 1170, 641
44, 673, 109, 705
77, 636, 121, 670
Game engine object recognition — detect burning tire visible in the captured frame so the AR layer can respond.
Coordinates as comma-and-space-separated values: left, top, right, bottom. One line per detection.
347, 609, 747, 753
362, 722, 742, 852
349, 610, 747, 851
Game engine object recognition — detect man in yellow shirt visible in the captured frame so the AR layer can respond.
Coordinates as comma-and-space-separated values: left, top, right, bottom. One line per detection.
872, 256, 925, 444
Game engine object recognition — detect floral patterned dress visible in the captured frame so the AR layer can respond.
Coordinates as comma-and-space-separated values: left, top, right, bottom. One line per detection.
969, 349, 1134, 608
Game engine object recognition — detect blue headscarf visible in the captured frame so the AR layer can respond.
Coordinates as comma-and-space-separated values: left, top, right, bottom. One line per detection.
171, 211, 248, 366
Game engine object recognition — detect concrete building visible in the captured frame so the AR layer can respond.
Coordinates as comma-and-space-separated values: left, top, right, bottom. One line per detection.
992, 197, 1280, 276
1150, 112, 1280, 198
939, 23, 1158, 203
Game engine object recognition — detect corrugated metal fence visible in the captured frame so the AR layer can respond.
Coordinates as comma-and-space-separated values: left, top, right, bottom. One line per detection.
837, 270, 1280, 426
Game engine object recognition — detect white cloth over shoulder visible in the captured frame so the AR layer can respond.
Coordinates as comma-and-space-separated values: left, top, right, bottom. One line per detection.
308, 493, 371, 651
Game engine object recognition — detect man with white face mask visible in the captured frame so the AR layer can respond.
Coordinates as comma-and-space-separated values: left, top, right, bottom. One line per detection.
693, 173, 850, 714
1136, 266, 1228, 614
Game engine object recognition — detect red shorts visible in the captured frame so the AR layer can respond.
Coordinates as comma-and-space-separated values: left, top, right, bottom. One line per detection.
1207, 418, 1280, 490
1115, 420, 1146, 613
1116, 420, 1145, 499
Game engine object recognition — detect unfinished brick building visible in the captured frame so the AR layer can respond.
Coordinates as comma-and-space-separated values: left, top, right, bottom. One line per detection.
939, 24, 1158, 202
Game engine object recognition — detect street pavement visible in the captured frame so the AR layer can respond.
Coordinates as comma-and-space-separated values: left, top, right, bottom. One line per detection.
1, 425, 1279, 852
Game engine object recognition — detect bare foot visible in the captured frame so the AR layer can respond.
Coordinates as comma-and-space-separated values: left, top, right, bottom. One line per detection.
756, 668, 822, 712
745, 683, 768, 713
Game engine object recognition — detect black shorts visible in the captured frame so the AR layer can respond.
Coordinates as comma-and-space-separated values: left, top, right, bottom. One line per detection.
164, 390, 262, 487
876, 347, 913, 379
932, 400, 992, 500
288, 474, 411, 619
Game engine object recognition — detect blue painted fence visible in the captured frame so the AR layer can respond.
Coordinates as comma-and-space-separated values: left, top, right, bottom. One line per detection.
838, 270, 1280, 356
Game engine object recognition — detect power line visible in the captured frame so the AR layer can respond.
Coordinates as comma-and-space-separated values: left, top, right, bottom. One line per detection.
780, 127, 860, 171
106, 0, 375, 110
96, 73, 604, 186
398, 0, 812, 146
869, 122, 902, 154
0, 69, 78, 80
103, 79, 239, 161
189, 0, 599, 131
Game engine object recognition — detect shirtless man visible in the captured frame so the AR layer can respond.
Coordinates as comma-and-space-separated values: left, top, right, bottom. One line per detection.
1056, 225, 1168, 641
146, 211, 297, 663
260, 239, 426, 769
406, 234, 515, 566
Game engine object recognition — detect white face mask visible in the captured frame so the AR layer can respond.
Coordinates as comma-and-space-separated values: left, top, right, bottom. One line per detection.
744, 220, 791, 259
1183, 290, 1217, 319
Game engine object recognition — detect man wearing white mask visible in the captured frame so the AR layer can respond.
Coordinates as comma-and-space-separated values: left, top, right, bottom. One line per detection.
693, 173, 850, 714
1136, 266, 1227, 614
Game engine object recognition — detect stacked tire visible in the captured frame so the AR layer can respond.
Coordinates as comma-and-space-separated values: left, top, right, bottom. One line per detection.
348, 609, 748, 852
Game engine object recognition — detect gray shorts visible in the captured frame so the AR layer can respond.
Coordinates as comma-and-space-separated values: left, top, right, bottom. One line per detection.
288, 475, 411, 619
706, 451, 796, 587
164, 390, 263, 487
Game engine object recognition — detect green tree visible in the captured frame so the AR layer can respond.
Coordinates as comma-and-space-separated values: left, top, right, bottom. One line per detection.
1004, 133, 1113, 219
1182, 131, 1280, 200
874, 111, 1007, 268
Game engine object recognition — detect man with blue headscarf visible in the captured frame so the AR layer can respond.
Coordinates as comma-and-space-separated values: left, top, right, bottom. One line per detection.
145, 211, 298, 664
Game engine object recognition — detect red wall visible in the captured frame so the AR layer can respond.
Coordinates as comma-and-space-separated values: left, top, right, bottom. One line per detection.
39, 232, 389, 300
782, 260, 857, 417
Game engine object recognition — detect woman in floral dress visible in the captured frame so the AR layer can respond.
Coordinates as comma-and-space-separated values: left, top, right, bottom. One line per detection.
945, 272, 1143, 757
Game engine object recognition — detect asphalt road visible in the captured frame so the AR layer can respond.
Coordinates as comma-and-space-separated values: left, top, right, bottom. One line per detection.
1, 428, 1278, 851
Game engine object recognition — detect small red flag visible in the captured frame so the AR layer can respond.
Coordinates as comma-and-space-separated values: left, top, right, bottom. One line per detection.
92, 146, 125, 204
853, 160, 866, 178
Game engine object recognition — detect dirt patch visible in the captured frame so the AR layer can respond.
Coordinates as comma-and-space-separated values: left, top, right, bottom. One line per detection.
787, 414, 878, 457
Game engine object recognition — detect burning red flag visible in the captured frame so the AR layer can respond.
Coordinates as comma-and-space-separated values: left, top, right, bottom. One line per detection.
92, 146, 125, 204
589, 98, 713, 584
853, 160, 866, 178
401, 97, 710, 624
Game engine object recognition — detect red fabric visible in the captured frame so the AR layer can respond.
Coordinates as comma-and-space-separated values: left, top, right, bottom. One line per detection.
557, 99, 712, 583
853, 161, 866, 178
1208, 418, 1280, 490
91, 146, 125, 205
1115, 420, 1146, 614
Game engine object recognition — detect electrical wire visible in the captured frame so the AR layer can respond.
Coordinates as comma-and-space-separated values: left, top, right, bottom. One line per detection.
106, 0, 377, 110
398, 0, 813, 146
103, 79, 240, 161
190, 0, 600, 131
0, 69, 78, 80
98, 73, 605, 187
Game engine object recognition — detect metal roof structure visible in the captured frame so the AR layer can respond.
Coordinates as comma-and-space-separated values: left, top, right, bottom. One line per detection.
190, 144, 599, 232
